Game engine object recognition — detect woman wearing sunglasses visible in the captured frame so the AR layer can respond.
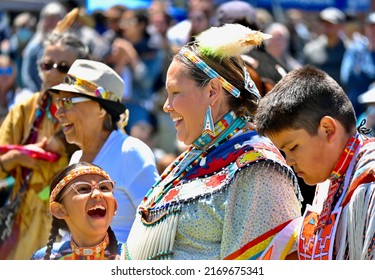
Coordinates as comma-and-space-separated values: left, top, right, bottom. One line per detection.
0, 31, 90, 260
31, 162, 121, 260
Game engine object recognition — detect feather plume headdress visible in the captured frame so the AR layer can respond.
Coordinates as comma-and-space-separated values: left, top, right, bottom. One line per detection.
179, 23, 269, 99
195, 23, 272, 58
52, 7, 80, 35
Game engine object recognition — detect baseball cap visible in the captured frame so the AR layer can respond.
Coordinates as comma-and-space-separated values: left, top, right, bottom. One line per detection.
365, 12, 375, 25
319, 7, 345, 24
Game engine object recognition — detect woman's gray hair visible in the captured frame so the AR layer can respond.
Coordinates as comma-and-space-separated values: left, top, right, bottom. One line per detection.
43, 32, 90, 60
38, 32, 91, 79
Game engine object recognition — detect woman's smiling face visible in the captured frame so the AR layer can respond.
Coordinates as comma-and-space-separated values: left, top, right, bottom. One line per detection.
54, 91, 106, 149
164, 59, 210, 145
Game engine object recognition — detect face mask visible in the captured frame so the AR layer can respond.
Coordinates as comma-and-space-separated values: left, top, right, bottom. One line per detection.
16, 27, 33, 44
0, 66, 13, 76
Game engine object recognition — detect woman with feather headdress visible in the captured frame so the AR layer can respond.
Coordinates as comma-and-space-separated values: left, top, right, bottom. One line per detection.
0, 8, 90, 260
123, 23, 302, 260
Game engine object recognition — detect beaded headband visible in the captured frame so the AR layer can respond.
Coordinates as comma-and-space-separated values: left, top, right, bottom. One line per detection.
179, 45, 261, 100
50, 166, 111, 203
64, 74, 120, 102
179, 24, 270, 100
180, 48, 241, 98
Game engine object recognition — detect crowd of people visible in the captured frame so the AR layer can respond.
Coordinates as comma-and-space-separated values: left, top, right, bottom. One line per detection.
0, 0, 374, 260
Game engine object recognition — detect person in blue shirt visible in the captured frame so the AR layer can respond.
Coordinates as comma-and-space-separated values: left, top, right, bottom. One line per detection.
341, 12, 375, 117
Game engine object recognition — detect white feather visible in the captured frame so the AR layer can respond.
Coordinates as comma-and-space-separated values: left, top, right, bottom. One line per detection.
196, 23, 272, 57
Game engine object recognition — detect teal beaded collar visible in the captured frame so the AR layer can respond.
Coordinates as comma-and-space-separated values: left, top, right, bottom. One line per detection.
193, 111, 248, 150
141, 111, 249, 211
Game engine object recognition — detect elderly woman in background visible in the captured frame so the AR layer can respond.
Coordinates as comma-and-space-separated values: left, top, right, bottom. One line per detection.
124, 23, 302, 260
0, 31, 90, 259
49, 59, 159, 243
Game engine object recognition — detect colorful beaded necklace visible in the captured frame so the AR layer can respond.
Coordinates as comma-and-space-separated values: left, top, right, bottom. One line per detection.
70, 233, 109, 260
141, 111, 249, 212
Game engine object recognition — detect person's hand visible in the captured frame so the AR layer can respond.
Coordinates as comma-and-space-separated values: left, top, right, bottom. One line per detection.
23, 137, 48, 154
1, 137, 49, 172
112, 38, 140, 69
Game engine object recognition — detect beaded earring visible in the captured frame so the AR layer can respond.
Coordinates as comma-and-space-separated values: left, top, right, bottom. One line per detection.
203, 105, 215, 136
244, 65, 261, 100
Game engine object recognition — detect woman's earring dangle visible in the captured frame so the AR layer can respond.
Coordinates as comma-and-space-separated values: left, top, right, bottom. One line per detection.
203, 105, 215, 137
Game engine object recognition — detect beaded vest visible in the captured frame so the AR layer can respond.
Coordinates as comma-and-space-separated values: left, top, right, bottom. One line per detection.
125, 111, 292, 260
298, 135, 375, 259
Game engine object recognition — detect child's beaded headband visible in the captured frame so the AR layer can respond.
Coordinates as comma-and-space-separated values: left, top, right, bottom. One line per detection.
50, 166, 111, 203
179, 23, 271, 100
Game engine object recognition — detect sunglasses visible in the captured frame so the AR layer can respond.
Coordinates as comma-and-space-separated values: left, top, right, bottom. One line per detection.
0, 67, 13, 76
55, 97, 91, 110
40, 62, 70, 74
59, 179, 115, 201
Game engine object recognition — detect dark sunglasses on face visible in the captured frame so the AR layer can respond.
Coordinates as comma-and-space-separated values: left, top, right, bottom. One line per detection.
0, 67, 13, 76
55, 97, 91, 110
40, 61, 70, 74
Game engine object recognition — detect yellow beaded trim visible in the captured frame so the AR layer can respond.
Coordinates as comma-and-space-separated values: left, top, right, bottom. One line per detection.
64, 74, 119, 102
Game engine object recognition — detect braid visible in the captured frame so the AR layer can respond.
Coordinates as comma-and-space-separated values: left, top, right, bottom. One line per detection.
107, 226, 119, 259
43, 217, 61, 260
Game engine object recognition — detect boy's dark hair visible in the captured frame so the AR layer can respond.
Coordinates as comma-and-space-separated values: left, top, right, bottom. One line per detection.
255, 65, 356, 137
